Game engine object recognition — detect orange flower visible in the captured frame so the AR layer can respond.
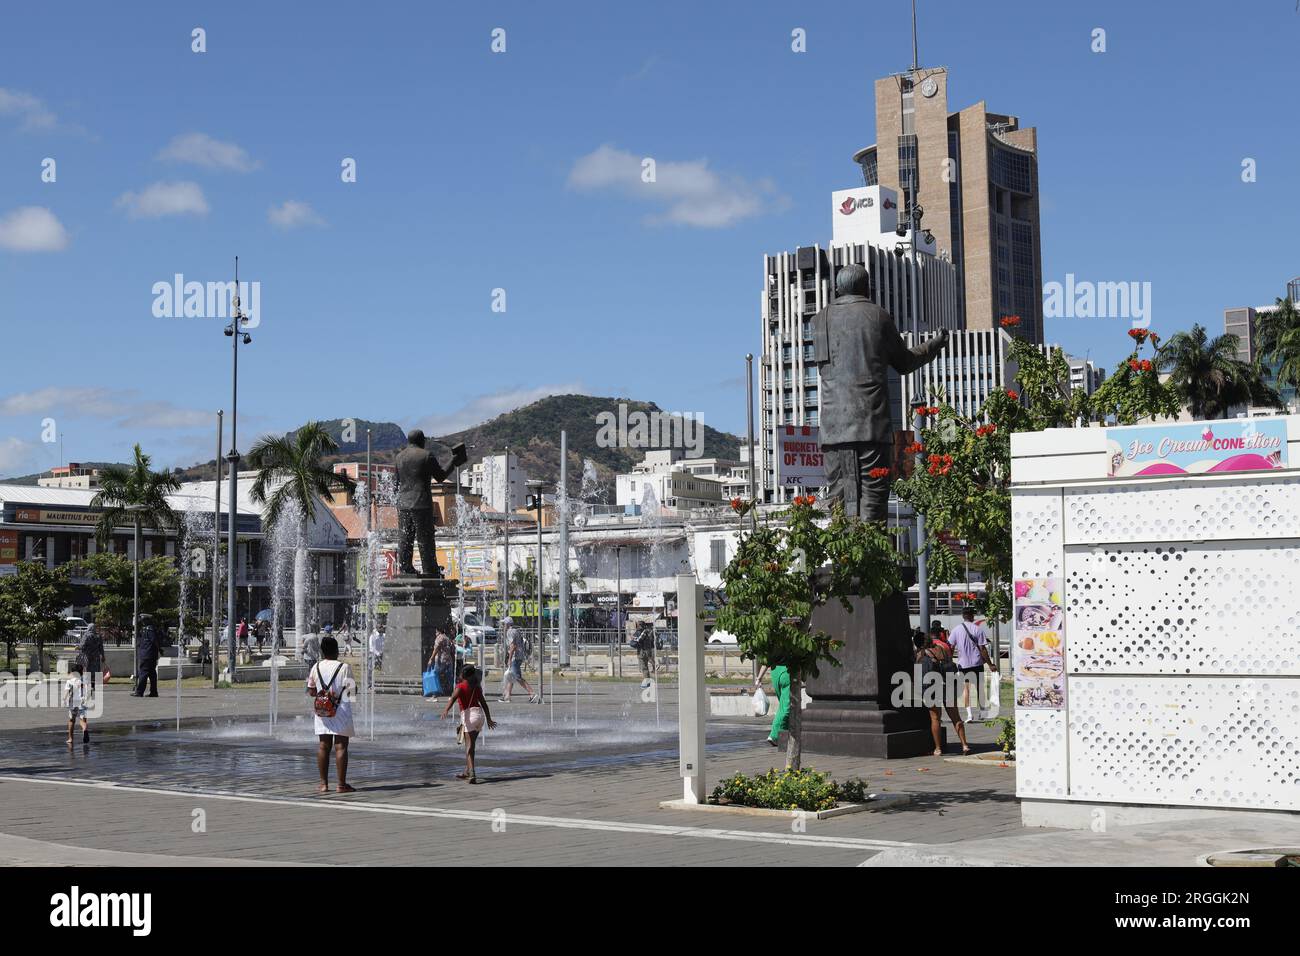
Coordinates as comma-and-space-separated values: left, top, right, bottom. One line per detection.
904, 441, 924, 455
868, 467, 891, 479
1000, 315, 1021, 328
730, 497, 743, 512
1005, 389, 1019, 400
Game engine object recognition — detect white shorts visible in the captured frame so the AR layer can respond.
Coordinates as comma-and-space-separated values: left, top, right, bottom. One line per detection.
462, 705, 485, 734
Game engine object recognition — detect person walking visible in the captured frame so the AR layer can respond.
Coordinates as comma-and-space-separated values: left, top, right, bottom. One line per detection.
764, 659, 792, 748
64, 663, 90, 746
236, 617, 250, 661
441, 664, 495, 784
427, 627, 455, 700
131, 617, 161, 697
914, 629, 970, 756
950, 606, 995, 721
306, 636, 356, 794
634, 621, 656, 679
497, 619, 538, 703
301, 629, 322, 669
369, 624, 385, 670
76, 622, 105, 698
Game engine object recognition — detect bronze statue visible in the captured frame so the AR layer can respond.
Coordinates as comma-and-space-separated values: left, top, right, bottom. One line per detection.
812, 263, 948, 521
394, 429, 467, 576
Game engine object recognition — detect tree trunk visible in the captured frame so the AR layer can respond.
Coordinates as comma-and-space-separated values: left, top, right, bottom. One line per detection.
785, 674, 803, 771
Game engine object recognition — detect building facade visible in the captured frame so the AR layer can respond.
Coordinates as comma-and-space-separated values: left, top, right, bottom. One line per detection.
854, 67, 1044, 344
469, 452, 528, 513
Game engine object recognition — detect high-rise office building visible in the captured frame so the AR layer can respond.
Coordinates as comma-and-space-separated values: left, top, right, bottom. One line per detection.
854, 67, 1044, 344
1224, 280, 1300, 411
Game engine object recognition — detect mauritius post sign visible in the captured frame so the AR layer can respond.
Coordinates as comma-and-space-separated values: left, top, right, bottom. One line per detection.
1105, 419, 1288, 478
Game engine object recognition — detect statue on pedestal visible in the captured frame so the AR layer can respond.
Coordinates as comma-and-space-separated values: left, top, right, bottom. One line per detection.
800, 262, 950, 758
812, 263, 947, 520
394, 429, 466, 577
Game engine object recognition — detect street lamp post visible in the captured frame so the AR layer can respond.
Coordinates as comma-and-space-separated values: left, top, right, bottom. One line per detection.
211, 410, 222, 686
223, 258, 252, 679
526, 479, 548, 703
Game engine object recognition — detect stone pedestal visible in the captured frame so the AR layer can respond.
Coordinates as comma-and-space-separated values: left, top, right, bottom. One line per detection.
376, 575, 457, 693
801, 577, 935, 759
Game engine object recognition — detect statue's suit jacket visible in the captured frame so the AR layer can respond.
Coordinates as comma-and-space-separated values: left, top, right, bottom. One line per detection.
812, 294, 947, 445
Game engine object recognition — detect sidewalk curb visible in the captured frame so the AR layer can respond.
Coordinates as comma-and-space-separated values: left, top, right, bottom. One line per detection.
659, 792, 912, 819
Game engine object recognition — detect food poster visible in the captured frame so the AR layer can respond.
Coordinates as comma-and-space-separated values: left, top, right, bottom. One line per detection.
1013, 576, 1065, 710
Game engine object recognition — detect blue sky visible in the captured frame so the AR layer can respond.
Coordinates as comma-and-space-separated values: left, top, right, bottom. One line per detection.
1, 0, 1297, 478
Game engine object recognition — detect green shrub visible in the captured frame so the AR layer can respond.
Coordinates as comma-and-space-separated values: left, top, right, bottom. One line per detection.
985, 715, 1015, 755
709, 768, 869, 812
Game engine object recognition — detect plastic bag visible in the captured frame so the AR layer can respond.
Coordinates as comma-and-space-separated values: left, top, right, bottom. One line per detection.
981, 671, 1001, 720
422, 668, 443, 697
751, 686, 769, 717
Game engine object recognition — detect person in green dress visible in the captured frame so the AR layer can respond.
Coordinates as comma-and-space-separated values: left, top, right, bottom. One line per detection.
763, 662, 791, 747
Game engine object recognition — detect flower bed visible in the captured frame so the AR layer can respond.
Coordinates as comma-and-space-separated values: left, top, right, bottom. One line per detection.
709, 768, 869, 812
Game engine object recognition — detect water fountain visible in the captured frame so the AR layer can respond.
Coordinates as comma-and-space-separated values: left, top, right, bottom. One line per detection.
266, 498, 303, 736
178, 508, 216, 730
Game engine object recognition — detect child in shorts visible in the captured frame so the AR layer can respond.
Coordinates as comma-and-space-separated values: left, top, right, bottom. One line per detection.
65, 664, 90, 746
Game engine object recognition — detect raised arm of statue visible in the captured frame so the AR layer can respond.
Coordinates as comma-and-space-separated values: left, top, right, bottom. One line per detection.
887, 324, 948, 376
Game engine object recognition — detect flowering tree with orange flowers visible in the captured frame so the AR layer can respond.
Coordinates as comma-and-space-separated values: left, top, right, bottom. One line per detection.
894, 324, 1179, 621
715, 494, 900, 770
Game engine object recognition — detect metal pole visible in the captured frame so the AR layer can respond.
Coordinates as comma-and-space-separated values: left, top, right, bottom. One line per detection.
501, 448, 510, 626
212, 410, 222, 687
615, 545, 622, 678
558, 431, 570, 667
910, 213, 931, 633
536, 497, 544, 703
132, 515, 140, 680
225, 258, 244, 680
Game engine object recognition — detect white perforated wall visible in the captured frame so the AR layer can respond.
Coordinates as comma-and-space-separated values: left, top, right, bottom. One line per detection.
1065, 542, 1300, 675
1067, 677, 1300, 809
1014, 710, 1068, 799
1014, 445, 1300, 813
1065, 475, 1300, 546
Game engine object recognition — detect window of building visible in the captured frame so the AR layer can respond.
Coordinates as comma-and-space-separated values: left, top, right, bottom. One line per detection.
709, 539, 727, 573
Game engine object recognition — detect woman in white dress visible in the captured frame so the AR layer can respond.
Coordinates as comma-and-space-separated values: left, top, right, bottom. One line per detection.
305, 635, 356, 793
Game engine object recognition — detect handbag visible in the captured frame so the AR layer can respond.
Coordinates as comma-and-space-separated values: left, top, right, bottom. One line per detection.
422, 667, 444, 697
312, 663, 341, 718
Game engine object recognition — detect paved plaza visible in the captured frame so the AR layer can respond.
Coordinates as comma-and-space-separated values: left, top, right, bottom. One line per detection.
0, 675, 1030, 867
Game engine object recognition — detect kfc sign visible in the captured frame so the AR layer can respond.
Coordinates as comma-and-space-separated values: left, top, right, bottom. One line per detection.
776, 425, 825, 487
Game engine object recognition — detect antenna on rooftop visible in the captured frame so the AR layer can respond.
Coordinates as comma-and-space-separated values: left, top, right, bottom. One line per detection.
911, 0, 920, 72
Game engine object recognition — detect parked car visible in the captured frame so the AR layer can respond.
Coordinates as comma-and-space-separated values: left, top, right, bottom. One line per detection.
706, 628, 738, 646
452, 609, 498, 645
62, 617, 89, 641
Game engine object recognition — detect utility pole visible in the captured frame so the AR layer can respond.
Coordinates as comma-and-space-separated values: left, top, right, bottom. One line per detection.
224, 257, 252, 679
211, 410, 222, 687
558, 431, 570, 667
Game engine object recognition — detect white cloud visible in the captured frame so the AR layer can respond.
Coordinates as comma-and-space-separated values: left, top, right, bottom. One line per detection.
0, 206, 70, 252
115, 181, 209, 219
0, 87, 58, 131
567, 144, 786, 228
0, 437, 38, 478
157, 132, 258, 172
417, 383, 589, 436
0, 388, 210, 430
268, 200, 326, 230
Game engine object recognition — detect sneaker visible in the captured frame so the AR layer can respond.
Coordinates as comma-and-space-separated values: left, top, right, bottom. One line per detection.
767, 737, 779, 747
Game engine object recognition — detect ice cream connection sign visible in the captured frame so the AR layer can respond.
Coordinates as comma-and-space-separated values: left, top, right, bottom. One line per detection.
1105, 419, 1288, 478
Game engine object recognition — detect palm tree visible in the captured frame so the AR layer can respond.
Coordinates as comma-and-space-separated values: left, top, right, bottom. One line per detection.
1157, 324, 1283, 420
1255, 297, 1300, 410
246, 423, 354, 640
91, 444, 181, 659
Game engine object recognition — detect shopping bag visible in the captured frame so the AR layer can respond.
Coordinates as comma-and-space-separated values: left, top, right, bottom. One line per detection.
422, 668, 443, 697
981, 671, 1001, 720
751, 686, 769, 717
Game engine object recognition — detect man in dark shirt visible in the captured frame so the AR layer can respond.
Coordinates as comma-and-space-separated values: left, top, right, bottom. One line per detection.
131, 618, 162, 697
811, 263, 948, 521
394, 429, 466, 576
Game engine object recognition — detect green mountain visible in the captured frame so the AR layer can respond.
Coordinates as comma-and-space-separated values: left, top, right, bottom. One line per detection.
433, 394, 741, 492
12, 397, 742, 491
